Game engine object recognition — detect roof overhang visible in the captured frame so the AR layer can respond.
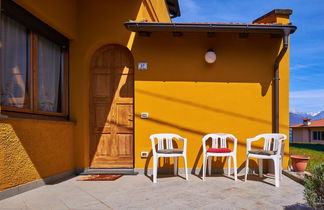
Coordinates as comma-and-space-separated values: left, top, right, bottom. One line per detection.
124, 22, 297, 35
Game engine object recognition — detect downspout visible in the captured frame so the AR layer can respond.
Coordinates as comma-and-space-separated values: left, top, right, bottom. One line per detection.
273, 28, 290, 133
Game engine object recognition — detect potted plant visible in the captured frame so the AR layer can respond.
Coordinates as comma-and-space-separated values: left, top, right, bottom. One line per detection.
290, 155, 310, 172
304, 164, 324, 209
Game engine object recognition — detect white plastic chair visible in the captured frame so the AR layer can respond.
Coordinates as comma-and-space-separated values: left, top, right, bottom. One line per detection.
202, 133, 237, 181
244, 133, 287, 187
150, 134, 188, 183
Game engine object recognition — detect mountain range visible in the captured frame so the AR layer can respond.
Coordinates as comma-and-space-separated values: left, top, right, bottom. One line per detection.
289, 110, 324, 125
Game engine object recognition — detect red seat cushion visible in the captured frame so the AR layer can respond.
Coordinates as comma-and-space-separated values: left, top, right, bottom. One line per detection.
207, 148, 232, 153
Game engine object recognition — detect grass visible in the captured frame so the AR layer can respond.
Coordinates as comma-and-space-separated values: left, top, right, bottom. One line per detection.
289, 143, 324, 173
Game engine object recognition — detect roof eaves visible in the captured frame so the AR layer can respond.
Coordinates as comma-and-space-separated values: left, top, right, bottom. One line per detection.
124, 21, 297, 34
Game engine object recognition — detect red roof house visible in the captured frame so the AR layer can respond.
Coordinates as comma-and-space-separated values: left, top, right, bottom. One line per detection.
290, 118, 324, 143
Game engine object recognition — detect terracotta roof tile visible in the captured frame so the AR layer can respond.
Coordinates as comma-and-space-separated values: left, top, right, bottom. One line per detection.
290, 119, 324, 128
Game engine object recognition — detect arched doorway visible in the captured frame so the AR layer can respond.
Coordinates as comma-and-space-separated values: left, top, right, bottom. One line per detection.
89, 44, 134, 168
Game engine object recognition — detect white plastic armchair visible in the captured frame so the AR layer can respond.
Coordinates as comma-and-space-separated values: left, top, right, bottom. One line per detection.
202, 133, 238, 181
244, 133, 287, 187
150, 133, 188, 183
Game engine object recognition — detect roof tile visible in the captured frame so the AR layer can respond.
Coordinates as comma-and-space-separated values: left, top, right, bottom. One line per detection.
290, 119, 324, 128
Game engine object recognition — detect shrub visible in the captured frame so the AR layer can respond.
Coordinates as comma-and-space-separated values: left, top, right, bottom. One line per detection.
304, 164, 324, 210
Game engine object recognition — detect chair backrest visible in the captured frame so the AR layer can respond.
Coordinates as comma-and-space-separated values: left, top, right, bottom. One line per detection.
256, 133, 287, 152
203, 133, 235, 148
150, 133, 182, 150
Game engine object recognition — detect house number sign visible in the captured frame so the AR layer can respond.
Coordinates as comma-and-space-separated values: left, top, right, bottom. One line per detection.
138, 62, 148, 70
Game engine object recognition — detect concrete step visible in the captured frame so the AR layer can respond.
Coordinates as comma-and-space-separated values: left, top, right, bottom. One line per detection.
78, 168, 138, 175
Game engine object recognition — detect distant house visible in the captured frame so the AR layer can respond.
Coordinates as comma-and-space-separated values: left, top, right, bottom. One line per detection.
290, 118, 324, 144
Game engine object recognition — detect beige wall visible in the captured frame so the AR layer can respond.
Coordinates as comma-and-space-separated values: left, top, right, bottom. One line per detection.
292, 127, 324, 144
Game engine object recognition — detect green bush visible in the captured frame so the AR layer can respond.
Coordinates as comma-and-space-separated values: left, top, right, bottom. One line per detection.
304, 164, 324, 209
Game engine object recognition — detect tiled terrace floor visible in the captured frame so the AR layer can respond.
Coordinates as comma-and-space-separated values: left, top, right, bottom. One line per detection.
0, 174, 305, 210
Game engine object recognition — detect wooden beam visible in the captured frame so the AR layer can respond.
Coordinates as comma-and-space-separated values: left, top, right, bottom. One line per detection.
207, 32, 216, 37
239, 33, 249, 38
172, 31, 183, 37
138, 31, 151, 37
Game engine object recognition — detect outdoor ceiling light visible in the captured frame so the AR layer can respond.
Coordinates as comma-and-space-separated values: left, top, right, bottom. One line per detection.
205, 49, 216, 63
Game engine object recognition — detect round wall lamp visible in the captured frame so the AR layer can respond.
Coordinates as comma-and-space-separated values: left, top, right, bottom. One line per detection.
205, 49, 216, 63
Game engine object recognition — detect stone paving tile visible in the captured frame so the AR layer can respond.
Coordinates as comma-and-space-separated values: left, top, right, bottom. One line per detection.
0, 194, 27, 209
0, 174, 305, 210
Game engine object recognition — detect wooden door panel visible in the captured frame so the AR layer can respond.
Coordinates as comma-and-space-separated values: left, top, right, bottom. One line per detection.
94, 104, 113, 133
90, 45, 134, 169
117, 134, 133, 157
93, 74, 113, 98
95, 134, 113, 156
115, 74, 134, 99
116, 104, 133, 130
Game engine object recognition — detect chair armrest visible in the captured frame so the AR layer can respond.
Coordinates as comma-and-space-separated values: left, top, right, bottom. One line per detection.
276, 135, 287, 156
221, 135, 238, 153
150, 137, 157, 155
246, 137, 261, 153
229, 137, 238, 153
202, 135, 210, 154
179, 137, 187, 154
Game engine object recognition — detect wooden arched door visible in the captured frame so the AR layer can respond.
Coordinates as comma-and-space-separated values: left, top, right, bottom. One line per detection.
89, 45, 134, 168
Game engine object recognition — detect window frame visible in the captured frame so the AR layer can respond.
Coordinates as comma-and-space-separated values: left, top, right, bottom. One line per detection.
312, 131, 324, 141
1, 0, 69, 119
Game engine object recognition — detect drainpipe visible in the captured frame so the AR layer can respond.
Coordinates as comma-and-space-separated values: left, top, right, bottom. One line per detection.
273, 28, 290, 133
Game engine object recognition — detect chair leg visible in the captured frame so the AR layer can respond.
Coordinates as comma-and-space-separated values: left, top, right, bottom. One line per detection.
227, 156, 231, 176
244, 156, 249, 182
233, 155, 237, 181
153, 156, 158, 183
279, 158, 283, 180
174, 157, 178, 176
184, 155, 189, 181
208, 157, 212, 176
202, 154, 207, 181
274, 158, 280, 187
258, 159, 263, 178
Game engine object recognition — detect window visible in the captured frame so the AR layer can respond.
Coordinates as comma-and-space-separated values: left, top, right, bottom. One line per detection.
0, 0, 69, 118
313, 131, 324, 141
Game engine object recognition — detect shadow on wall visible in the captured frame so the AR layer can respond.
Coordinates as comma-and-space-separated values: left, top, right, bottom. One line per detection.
0, 119, 74, 191
136, 89, 288, 128
132, 32, 282, 96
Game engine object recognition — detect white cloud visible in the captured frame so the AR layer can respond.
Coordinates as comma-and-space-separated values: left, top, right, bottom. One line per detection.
290, 64, 316, 71
290, 89, 324, 112
290, 89, 324, 98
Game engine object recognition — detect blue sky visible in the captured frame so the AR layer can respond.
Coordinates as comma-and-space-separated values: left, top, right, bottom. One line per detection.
174, 0, 324, 113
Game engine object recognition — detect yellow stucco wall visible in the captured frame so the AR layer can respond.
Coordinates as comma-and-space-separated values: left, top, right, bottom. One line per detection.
0, 118, 74, 191
131, 31, 290, 170
13, 0, 77, 39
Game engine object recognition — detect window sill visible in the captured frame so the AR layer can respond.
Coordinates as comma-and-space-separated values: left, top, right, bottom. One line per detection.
0, 114, 76, 124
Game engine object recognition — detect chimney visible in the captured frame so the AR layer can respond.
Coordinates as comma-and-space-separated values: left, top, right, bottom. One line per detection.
303, 118, 311, 126
253, 9, 292, 24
